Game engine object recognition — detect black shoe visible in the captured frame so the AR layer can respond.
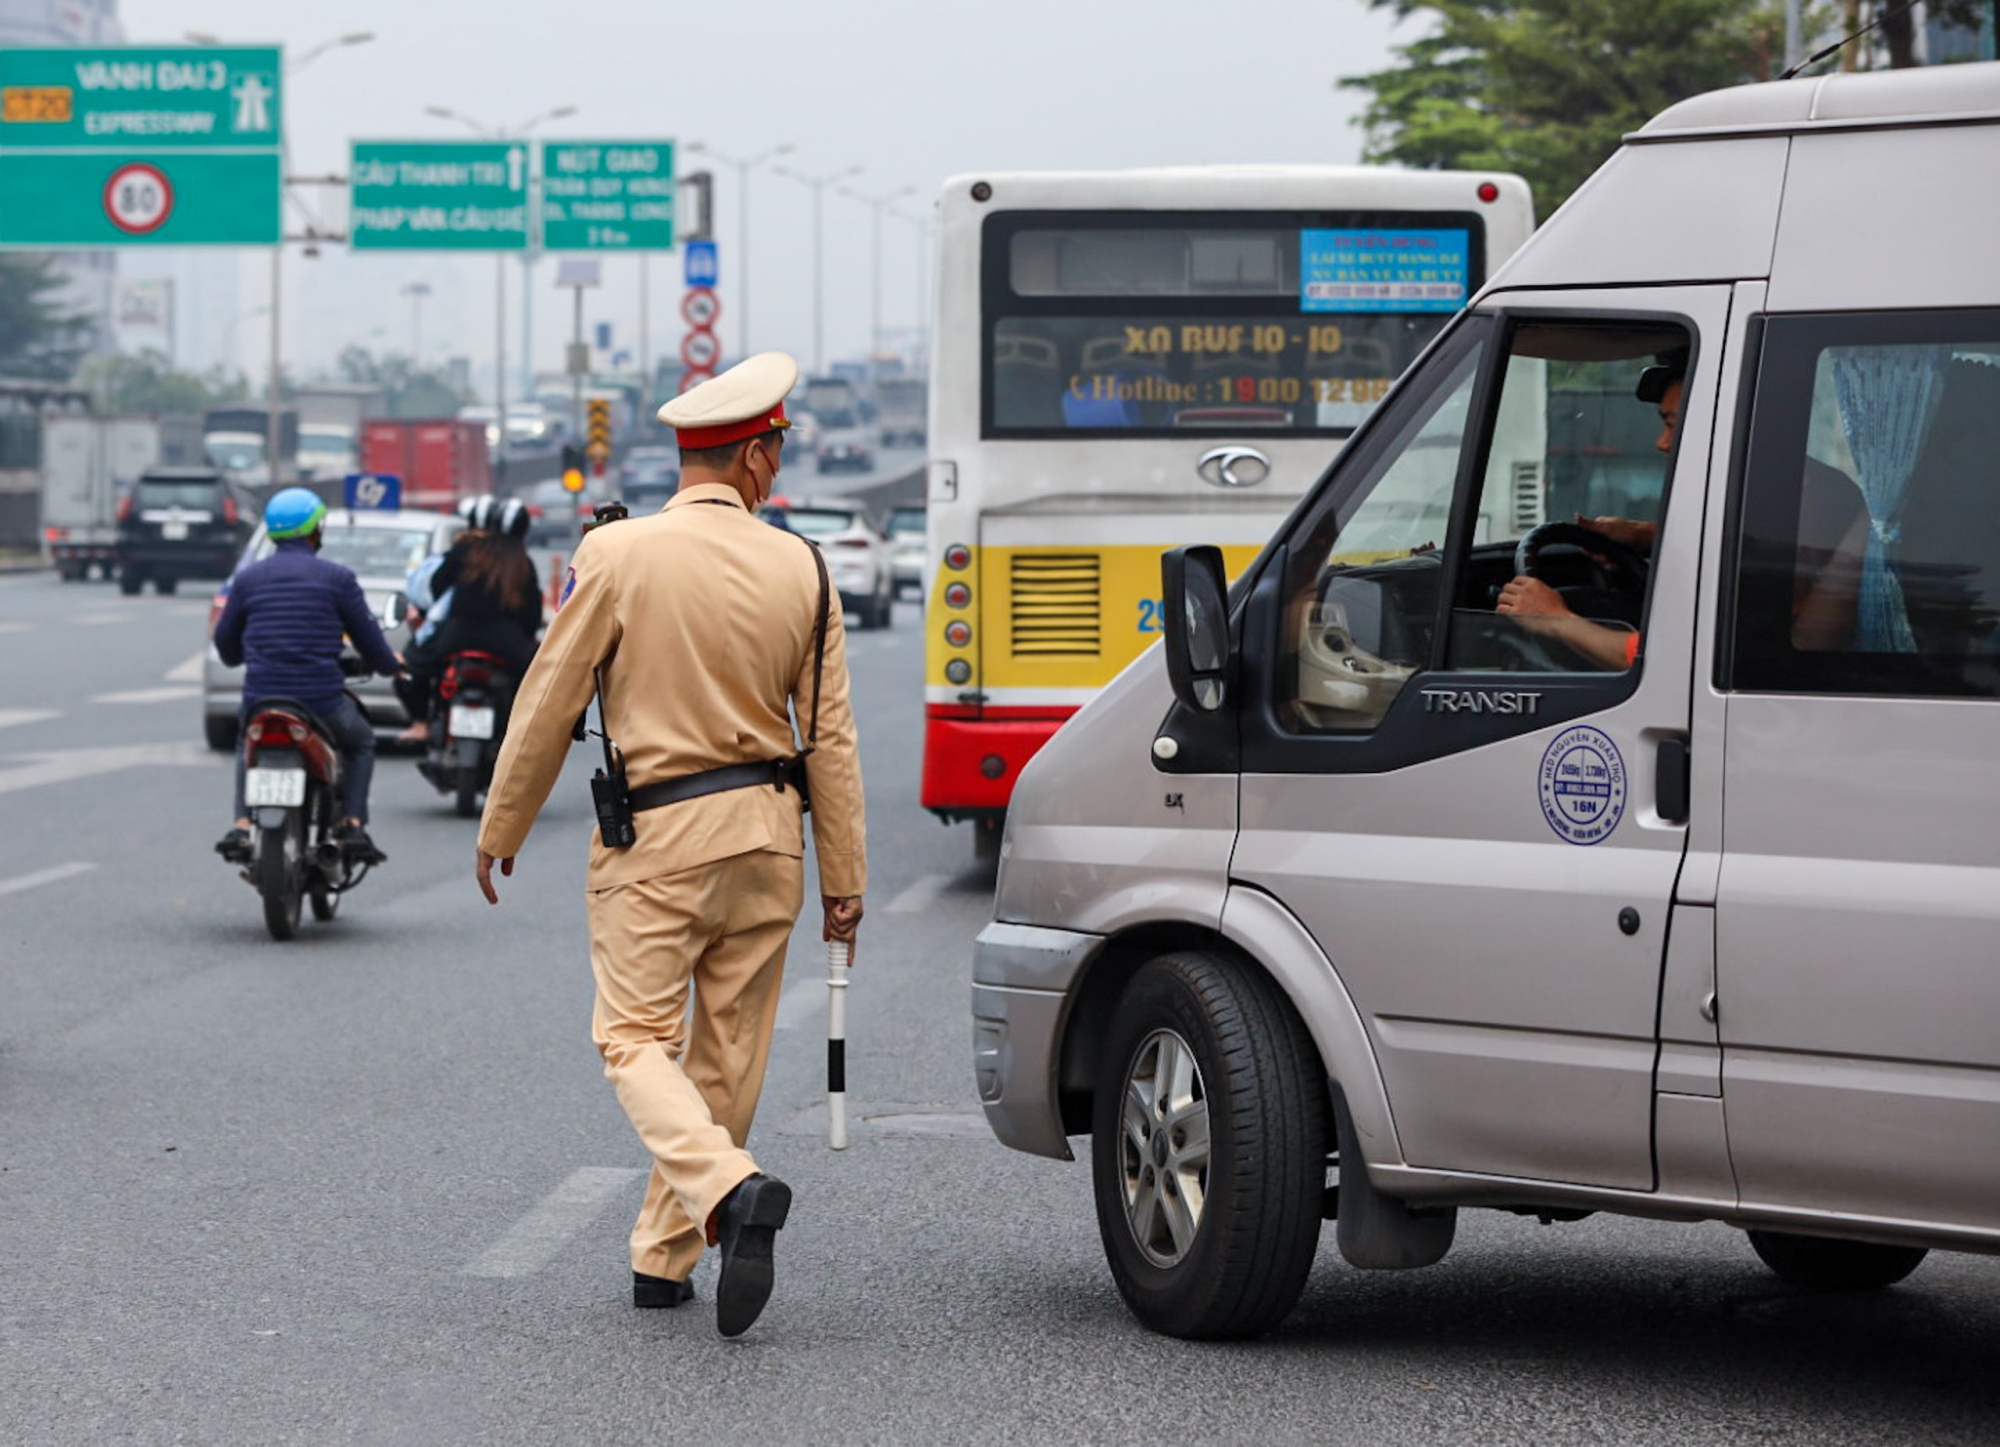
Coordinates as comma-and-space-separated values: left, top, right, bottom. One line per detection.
633, 1271, 695, 1309
215, 827, 252, 865
335, 823, 387, 866
714, 1173, 791, 1339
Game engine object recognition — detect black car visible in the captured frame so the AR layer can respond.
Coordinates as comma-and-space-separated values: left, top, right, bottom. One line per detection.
116, 468, 257, 596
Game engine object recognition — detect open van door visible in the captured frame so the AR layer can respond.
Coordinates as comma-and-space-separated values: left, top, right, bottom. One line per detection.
1220, 289, 1728, 1192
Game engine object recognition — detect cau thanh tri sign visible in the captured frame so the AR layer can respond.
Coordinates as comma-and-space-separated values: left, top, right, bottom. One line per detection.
0, 45, 283, 245
349, 141, 529, 250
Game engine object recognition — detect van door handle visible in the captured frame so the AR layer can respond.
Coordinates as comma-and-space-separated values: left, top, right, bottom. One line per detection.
1656, 737, 1690, 823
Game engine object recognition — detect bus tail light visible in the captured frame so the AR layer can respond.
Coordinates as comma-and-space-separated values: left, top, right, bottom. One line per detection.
945, 620, 972, 648
1478, 181, 1500, 203
943, 543, 971, 570
945, 659, 972, 685
944, 582, 971, 609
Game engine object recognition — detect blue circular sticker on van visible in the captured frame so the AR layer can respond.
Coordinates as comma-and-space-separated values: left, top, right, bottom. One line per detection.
1538, 726, 1627, 846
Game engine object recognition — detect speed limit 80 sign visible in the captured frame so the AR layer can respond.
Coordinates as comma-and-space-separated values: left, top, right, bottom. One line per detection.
104, 162, 174, 235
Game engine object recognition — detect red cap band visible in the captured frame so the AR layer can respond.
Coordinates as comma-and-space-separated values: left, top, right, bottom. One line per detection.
674, 402, 788, 451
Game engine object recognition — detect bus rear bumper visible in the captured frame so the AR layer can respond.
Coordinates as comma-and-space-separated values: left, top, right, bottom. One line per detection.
922, 710, 1071, 814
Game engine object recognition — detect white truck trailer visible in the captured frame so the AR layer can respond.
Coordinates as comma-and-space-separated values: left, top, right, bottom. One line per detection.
41, 416, 164, 581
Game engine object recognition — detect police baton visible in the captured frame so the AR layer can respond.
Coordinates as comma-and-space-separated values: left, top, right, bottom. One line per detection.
826, 939, 850, 1149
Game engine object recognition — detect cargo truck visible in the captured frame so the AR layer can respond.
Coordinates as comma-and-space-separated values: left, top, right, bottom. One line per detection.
41, 416, 164, 580
358, 419, 492, 511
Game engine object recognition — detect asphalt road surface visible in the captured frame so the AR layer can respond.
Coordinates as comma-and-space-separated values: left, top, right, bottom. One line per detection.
2, 567, 1996, 1446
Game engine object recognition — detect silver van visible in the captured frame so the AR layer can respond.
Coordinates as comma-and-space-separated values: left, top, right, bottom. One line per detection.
973, 63, 2000, 1339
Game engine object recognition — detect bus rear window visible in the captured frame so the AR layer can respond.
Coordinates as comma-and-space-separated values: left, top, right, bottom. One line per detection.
986, 211, 1483, 438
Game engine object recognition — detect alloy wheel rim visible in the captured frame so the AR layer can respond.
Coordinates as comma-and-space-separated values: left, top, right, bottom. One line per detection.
1118, 1028, 1211, 1268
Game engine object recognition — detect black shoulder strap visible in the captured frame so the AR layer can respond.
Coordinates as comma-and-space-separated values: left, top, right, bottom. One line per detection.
797, 533, 830, 751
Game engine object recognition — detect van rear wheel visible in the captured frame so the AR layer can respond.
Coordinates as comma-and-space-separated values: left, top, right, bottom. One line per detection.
1747, 1230, 1928, 1289
1090, 950, 1327, 1339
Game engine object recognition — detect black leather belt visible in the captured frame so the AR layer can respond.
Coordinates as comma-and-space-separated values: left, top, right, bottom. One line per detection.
628, 757, 808, 813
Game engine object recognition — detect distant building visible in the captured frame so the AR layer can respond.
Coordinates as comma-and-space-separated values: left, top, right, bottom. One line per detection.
0, 0, 128, 368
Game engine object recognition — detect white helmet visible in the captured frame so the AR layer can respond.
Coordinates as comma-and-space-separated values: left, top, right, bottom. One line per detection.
495, 497, 530, 541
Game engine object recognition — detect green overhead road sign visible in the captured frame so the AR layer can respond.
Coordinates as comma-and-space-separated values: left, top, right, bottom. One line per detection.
349, 141, 528, 250
0, 45, 282, 246
541, 140, 674, 251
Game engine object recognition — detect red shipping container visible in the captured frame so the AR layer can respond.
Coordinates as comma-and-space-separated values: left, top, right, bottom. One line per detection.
357, 419, 492, 511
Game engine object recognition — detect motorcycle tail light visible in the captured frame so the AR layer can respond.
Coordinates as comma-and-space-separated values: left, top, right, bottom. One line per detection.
834, 538, 871, 550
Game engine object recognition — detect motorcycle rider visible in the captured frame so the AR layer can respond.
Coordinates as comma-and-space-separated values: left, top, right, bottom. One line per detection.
213, 488, 402, 866
396, 498, 541, 742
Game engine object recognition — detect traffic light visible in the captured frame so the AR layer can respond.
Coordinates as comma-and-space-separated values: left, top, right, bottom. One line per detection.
586, 398, 612, 477
560, 443, 586, 494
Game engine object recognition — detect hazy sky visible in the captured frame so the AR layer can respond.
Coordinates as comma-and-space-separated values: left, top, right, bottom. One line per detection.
119, 0, 1412, 395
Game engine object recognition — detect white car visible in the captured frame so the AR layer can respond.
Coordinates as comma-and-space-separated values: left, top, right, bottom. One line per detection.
813, 411, 878, 475
759, 498, 895, 629
202, 507, 465, 750
887, 504, 926, 598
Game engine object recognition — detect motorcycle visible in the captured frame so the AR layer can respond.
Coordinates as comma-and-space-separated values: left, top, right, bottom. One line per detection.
235, 689, 376, 941
415, 649, 517, 818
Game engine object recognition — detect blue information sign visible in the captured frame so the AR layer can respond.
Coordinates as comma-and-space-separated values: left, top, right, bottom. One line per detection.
1300, 229, 1470, 314
684, 239, 718, 288
344, 473, 402, 510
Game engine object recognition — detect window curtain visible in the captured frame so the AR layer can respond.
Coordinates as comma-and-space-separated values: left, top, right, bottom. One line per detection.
1830, 345, 1952, 652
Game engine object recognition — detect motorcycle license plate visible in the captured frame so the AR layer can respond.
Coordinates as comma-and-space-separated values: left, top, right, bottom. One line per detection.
161, 521, 189, 540
450, 704, 496, 741
244, 767, 307, 807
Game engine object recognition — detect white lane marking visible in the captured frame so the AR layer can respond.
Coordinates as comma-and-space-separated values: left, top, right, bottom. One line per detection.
0, 709, 60, 731
165, 651, 206, 683
0, 861, 97, 898
70, 613, 136, 626
885, 873, 949, 915
461, 1167, 645, 1278
774, 978, 823, 1032
0, 621, 30, 635
93, 686, 202, 705
0, 740, 213, 797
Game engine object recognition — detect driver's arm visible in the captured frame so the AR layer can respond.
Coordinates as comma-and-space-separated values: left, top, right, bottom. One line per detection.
1576, 515, 1657, 552
1496, 576, 1639, 671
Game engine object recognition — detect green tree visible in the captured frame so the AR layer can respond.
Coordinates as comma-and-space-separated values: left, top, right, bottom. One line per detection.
0, 254, 92, 379
334, 345, 468, 419
76, 350, 250, 415
1342, 0, 1784, 213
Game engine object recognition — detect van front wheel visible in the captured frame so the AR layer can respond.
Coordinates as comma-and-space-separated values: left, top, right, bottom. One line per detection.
1090, 951, 1328, 1339
1747, 1230, 1928, 1290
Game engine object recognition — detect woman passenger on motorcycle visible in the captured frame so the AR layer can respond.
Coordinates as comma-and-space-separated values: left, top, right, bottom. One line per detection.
397, 499, 542, 742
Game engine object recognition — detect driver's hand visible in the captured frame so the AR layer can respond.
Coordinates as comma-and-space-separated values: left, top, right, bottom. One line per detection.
1497, 576, 1574, 631
1576, 514, 1657, 551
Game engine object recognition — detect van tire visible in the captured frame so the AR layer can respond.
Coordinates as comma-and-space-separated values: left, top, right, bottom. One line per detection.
1747, 1230, 1928, 1289
1091, 950, 1327, 1339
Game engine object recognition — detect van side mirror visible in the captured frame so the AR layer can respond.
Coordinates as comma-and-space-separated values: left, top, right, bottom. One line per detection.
1161, 545, 1232, 712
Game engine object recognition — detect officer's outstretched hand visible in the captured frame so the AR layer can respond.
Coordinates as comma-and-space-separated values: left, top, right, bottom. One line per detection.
477, 849, 514, 905
823, 895, 863, 965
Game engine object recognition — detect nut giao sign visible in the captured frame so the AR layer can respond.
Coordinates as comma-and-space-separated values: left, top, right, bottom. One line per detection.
0, 46, 283, 245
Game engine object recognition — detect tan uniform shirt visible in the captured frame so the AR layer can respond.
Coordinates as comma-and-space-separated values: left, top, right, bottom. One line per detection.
477, 483, 866, 897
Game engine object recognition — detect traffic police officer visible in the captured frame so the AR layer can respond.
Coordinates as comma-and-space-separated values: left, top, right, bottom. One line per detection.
474, 352, 866, 1338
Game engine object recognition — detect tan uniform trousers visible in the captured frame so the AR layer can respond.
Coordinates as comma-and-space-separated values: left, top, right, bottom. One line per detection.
586, 847, 804, 1282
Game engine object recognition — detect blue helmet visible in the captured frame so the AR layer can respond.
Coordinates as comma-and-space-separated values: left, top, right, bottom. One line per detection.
265, 487, 327, 541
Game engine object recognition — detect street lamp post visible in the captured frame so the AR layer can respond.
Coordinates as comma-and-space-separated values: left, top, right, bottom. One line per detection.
195, 30, 374, 491
839, 184, 917, 364
423, 104, 577, 485
401, 281, 432, 358
774, 162, 862, 375
686, 141, 794, 365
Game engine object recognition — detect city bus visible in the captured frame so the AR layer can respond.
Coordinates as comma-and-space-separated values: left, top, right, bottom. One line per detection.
921, 166, 1536, 855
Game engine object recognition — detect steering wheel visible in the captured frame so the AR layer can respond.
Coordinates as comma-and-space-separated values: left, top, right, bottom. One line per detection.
1513, 521, 1651, 595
